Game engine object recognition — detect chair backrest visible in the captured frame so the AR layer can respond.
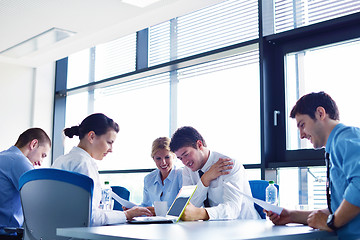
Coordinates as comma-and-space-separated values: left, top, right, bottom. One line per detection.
249, 180, 279, 219
111, 186, 130, 211
19, 168, 94, 240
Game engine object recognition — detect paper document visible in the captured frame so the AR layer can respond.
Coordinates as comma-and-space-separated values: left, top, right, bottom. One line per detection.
224, 182, 283, 215
111, 190, 137, 209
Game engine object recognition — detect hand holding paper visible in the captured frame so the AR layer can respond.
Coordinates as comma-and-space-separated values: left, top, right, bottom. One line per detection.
225, 182, 283, 215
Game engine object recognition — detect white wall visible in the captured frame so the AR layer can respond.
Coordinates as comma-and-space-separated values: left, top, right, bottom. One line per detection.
0, 62, 55, 167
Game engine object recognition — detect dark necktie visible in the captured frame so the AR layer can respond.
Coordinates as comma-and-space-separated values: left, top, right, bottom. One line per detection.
325, 152, 332, 214
198, 170, 210, 207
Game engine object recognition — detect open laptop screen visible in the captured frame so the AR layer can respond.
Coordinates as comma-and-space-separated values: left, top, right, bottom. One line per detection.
167, 197, 189, 217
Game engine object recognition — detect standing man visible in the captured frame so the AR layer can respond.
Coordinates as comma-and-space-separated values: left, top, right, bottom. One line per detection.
0, 128, 51, 233
266, 92, 360, 240
170, 126, 259, 221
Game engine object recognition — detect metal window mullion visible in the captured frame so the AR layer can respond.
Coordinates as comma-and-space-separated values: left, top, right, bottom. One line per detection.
52, 58, 68, 163
136, 29, 149, 70
169, 17, 178, 136
88, 47, 96, 114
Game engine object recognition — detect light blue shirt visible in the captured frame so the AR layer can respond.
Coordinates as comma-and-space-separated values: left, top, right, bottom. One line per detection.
0, 146, 33, 228
141, 166, 182, 209
325, 123, 360, 240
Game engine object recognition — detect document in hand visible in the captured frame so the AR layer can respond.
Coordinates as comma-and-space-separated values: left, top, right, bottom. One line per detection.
224, 182, 283, 215
111, 190, 137, 209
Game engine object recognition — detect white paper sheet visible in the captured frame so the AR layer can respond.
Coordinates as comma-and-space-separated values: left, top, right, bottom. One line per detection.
224, 182, 283, 215
110, 190, 137, 209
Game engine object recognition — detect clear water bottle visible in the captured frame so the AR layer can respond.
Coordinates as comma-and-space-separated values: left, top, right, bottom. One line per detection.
100, 181, 112, 210
266, 180, 278, 205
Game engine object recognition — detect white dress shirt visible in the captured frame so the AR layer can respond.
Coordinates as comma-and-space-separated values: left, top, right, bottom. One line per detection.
183, 150, 260, 220
52, 147, 126, 226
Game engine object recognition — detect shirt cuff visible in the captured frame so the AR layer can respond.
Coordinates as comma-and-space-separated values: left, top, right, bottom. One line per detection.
104, 210, 127, 225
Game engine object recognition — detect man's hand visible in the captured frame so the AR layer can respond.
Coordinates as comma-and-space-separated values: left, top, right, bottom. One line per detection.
201, 158, 233, 187
124, 206, 153, 220
307, 210, 332, 231
265, 209, 292, 225
181, 202, 209, 221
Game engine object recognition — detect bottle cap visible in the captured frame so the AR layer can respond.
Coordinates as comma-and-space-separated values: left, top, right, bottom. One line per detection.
269, 180, 275, 184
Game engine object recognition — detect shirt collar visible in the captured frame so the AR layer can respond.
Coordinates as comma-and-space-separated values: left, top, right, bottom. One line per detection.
325, 123, 344, 153
200, 150, 213, 173
154, 167, 176, 185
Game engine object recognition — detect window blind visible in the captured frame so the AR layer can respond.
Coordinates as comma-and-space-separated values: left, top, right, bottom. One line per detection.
177, 49, 259, 81
177, 0, 258, 59
148, 0, 258, 67
273, 0, 360, 34
94, 33, 136, 81
95, 72, 170, 97
149, 21, 170, 67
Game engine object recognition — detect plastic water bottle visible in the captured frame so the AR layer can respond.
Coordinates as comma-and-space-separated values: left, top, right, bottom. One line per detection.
100, 181, 112, 210
266, 180, 278, 205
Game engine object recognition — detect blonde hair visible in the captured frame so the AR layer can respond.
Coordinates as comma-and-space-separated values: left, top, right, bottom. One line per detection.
151, 137, 172, 158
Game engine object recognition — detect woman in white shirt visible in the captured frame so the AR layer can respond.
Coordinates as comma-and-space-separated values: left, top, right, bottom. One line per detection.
141, 137, 182, 209
52, 113, 152, 226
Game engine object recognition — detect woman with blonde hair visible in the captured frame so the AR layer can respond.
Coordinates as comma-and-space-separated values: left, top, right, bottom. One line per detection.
141, 137, 182, 208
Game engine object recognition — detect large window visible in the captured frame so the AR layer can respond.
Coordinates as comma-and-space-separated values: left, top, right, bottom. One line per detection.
286, 39, 360, 150
53, 0, 360, 207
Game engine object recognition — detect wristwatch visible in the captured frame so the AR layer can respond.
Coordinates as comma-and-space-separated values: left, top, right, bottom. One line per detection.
327, 214, 338, 231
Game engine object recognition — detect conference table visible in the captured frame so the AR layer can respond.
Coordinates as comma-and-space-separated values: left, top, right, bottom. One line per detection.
57, 219, 337, 240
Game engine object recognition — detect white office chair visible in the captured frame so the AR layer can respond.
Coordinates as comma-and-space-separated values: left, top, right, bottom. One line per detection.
19, 168, 93, 240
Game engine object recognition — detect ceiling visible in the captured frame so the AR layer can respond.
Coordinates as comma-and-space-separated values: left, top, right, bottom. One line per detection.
0, 0, 224, 67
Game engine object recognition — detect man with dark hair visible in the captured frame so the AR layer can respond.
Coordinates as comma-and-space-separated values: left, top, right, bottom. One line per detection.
267, 91, 360, 240
0, 128, 51, 234
170, 126, 259, 221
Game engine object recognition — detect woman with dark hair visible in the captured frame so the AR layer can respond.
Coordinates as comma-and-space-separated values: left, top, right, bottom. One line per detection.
52, 113, 152, 226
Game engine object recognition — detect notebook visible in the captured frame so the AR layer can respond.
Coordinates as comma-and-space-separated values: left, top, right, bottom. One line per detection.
128, 185, 197, 224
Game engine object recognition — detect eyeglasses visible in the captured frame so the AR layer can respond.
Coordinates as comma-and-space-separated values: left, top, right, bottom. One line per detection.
325, 152, 332, 214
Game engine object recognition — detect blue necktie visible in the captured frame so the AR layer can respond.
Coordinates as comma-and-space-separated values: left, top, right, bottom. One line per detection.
198, 170, 210, 207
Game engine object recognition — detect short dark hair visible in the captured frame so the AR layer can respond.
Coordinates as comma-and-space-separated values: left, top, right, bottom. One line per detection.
64, 113, 119, 139
15, 128, 51, 148
290, 91, 339, 120
170, 126, 206, 153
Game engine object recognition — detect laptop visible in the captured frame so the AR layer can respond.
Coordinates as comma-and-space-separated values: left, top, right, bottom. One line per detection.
129, 185, 197, 224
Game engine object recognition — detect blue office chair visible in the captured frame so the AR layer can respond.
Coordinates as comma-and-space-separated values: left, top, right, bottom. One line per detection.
19, 168, 94, 240
111, 186, 130, 211
249, 180, 279, 219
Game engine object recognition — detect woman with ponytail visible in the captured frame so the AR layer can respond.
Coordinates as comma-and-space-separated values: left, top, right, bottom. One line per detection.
52, 113, 152, 226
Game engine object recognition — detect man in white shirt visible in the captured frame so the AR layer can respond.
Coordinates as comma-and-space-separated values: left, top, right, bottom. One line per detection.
170, 126, 260, 221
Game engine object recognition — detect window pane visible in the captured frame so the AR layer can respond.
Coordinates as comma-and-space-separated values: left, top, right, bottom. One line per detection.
177, 50, 260, 164
245, 169, 261, 180
99, 172, 149, 204
278, 166, 326, 209
94, 34, 136, 81
67, 49, 90, 89
64, 92, 89, 153
93, 74, 170, 171
286, 39, 360, 150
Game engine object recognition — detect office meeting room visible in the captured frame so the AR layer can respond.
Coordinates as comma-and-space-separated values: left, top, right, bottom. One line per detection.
1, 0, 360, 239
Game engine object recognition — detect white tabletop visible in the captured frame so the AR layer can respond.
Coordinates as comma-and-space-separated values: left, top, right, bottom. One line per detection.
57, 219, 337, 240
